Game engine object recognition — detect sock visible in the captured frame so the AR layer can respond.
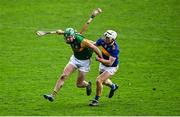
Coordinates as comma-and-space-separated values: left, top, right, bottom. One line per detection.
52, 91, 57, 97
111, 84, 116, 90
95, 95, 100, 101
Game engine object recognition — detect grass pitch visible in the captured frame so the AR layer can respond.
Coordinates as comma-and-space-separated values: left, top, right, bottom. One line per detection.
0, 0, 179, 115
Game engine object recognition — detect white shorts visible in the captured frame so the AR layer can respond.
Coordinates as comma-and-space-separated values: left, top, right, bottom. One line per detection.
99, 63, 119, 75
68, 55, 91, 72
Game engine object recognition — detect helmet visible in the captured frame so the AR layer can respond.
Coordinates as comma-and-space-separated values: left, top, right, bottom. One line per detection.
64, 28, 76, 38
104, 30, 117, 40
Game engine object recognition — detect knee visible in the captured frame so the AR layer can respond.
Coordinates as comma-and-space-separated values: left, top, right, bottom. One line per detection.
96, 78, 103, 85
60, 74, 68, 80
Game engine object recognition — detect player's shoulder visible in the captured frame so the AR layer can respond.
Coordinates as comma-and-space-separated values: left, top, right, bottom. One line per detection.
112, 41, 119, 51
75, 33, 85, 42
96, 38, 105, 44
75, 33, 84, 38
114, 41, 119, 48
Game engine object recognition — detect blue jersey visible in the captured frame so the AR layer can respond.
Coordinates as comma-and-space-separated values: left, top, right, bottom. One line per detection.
96, 38, 119, 67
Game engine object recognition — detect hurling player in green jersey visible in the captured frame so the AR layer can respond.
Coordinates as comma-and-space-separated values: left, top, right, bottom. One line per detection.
43, 28, 102, 102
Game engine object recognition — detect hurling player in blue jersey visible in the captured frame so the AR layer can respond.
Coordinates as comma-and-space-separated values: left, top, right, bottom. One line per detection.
89, 30, 119, 106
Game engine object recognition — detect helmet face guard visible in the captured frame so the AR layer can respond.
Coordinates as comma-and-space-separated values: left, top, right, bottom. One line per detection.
64, 28, 76, 37
64, 28, 76, 43
64, 36, 75, 44
104, 30, 117, 41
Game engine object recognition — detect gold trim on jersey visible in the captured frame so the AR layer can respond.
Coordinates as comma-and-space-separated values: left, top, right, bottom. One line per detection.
100, 46, 111, 57
79, 39, 92, 52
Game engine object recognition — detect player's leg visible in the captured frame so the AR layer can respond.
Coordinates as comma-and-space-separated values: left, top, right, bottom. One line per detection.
76, 58, 92, 95
43, 63, 76, 102
103, 79, 119, 98
96, 71, 111, 97
76, 71, 88, 88
101, 65, 119, 98
103, 79, 112, 87
76, 70, 92, 96
53, 63, 77, 95
89, 71, 111, 106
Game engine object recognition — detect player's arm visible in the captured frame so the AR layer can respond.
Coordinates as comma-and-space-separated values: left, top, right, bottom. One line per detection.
88, 39, 96, 45
81, 39, 102, 58
94, 38, 102, 46
96, 56, 116, 66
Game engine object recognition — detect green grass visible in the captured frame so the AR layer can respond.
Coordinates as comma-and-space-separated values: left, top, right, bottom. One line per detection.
0, 0, 179, 115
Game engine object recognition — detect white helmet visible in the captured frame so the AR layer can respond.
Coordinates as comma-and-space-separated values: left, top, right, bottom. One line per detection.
104, 30, 117, 40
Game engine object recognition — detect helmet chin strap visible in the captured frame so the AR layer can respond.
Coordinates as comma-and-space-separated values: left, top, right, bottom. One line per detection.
109, 40, 114, 45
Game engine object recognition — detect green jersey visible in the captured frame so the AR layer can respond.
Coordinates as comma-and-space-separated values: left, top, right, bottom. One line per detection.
70, 34, 93, 60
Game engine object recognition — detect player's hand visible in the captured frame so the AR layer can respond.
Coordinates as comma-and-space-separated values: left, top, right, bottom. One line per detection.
95, 56, 101, 62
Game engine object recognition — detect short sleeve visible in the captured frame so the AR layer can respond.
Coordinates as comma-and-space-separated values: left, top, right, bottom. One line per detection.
96, 38, 103, 46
